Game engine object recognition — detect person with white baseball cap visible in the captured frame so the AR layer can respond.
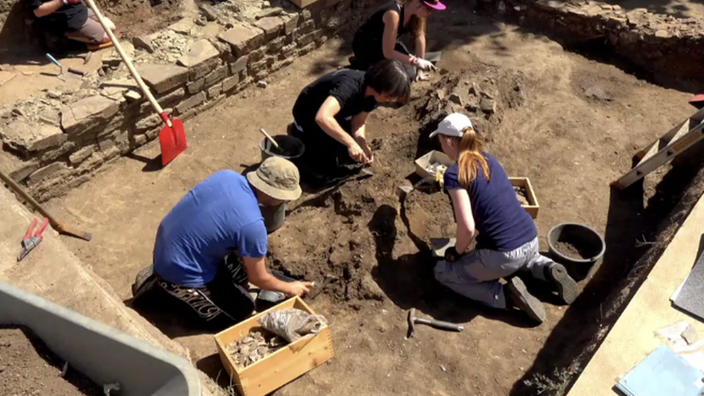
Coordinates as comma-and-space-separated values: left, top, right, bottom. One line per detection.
350, 0, 444, 81
431, 113, 578, 324
136, 157, 313, 330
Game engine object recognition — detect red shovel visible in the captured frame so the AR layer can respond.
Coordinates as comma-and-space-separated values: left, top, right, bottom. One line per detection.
84, 0, 187, 166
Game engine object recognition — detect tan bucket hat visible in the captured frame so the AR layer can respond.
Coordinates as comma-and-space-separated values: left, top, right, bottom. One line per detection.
247, 157, 302, 201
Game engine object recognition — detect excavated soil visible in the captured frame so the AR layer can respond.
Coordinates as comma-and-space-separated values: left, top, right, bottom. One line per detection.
553, 241, 587, 260
0, 327, 102, 396
45, 3, 699, 395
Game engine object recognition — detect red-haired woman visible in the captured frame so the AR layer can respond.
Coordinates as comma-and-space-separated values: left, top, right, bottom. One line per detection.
431, 113, 578, 324
351, 0, 444, 81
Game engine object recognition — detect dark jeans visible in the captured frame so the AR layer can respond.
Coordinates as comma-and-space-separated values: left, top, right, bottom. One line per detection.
351, 38, 411, 70
156, 255, 254, 330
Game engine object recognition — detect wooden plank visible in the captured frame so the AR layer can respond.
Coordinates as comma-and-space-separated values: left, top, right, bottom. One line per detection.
635, 119, 687, 161
691, 107, 704, 123
665, 119, 693, 148
637, 142, 659, 166
612, 122, 704, 189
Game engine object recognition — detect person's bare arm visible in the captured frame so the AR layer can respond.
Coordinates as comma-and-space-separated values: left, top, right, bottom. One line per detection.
448, 188, 475, 253
242, 256, 312, 296
315, 96, 367, 162
415, 34, 426, 60
34, 0, 64, 17
351, 112, 373, 164
382, 11, 414, 65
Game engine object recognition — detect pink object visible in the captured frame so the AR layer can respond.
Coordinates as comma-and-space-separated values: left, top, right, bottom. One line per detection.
423, 0, 446, 10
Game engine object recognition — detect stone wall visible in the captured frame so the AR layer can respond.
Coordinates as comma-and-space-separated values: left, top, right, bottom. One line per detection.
482, 0, 704, 85
0, 0, 379, 202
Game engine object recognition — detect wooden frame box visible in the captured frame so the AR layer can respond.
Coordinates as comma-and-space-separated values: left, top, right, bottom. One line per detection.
214, 297, 334, 396
509, 177, 540, 219
414, 150, 454, 180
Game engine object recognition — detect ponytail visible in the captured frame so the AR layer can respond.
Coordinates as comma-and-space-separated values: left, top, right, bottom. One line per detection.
409, 15, 426, 39
456, 127, 490, 188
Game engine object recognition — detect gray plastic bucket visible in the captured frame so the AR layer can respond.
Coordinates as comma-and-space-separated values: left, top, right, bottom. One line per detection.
259, 135, 305, 162
0, 281, 201, 396
547, 223, 606, 281
260, 202, 285, 233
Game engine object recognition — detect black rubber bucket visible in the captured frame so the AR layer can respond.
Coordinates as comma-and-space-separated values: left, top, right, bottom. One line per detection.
547, 223, 606, 281
260, 203, 285, 234
259, 135, 305, 162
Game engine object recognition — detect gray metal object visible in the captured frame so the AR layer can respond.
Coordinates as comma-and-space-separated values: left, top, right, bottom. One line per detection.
0, 281, 201, 396
406, 308, 464, 338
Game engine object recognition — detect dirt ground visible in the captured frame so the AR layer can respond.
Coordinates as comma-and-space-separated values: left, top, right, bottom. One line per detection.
45, 6, 696, 396
0, 327, 102, 395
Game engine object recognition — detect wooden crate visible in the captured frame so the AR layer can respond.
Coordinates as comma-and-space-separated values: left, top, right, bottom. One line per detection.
214, 297, 334, 396
414, 150, 454, 179
509, 177, 539, 219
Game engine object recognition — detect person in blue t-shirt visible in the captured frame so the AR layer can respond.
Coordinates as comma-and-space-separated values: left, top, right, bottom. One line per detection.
143, 157, 312, 329
430, 113, 578, 324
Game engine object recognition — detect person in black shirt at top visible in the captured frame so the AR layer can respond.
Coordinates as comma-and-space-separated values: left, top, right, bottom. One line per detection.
291, 60, 411, 183
351, 0, 445, 81
30, 0, 116, 47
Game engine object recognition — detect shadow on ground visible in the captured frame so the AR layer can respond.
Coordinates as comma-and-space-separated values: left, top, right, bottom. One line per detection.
510, 160, 704, 395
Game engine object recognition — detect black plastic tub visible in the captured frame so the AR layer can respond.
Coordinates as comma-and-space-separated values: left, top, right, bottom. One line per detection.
259, 135, 305, 162
547, 223, 606, 281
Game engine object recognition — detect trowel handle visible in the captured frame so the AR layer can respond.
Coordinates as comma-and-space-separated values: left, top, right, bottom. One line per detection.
416, 318, 465, 332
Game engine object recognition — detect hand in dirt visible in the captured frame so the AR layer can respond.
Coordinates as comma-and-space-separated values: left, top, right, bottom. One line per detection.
286, 281, 314, 297
354, 136, 374, 165
415, 70, 430, 82
348, 142, 368, 163
415, 58, 437, 72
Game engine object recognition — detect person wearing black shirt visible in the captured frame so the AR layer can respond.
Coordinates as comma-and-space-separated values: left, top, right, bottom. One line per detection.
291, 60, 411, 181
30, 0, 115, 46
351, 0, 445, 81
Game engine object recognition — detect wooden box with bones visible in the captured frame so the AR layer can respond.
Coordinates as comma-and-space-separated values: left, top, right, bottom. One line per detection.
214, 297, 334, 396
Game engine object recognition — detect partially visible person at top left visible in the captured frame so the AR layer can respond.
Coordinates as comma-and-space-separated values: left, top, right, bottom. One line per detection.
30, 0, 116, 45
148, 157, 313, 329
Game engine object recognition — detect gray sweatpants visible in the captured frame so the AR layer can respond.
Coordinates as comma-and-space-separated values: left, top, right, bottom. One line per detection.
433, 237, 552, 309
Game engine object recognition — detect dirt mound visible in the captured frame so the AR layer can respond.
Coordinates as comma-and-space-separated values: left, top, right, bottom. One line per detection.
0, 326, 102, 396
415, 67, 528, 141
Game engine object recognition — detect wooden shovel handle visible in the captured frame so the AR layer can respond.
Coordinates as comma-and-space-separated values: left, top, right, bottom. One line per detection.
0, 170, 92, 241
259, 129, 279, 148
82, 0, 171, 127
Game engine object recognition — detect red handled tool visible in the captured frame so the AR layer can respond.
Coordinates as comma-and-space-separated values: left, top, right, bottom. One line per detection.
18, 218, 50, 262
